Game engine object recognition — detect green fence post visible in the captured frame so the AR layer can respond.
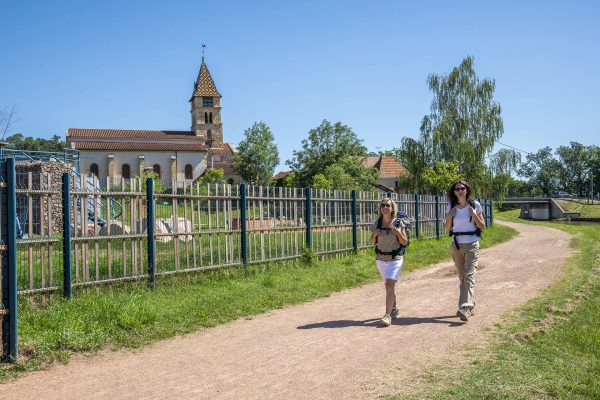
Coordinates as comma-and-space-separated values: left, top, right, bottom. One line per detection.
62, 173, 72, 299
489, 200, 494, 226
414, 193, 420, 239
240, 183, 247, 267
146, 177, 156, 289
5, 157, 18, 362
435, 195, 440, 239
305, 187, 312, 248
351, 190, 358, 253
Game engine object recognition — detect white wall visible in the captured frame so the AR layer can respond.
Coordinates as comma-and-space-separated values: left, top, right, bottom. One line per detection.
79, 150, 207, 184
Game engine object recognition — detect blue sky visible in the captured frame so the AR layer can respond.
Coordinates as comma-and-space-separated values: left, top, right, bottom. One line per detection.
1, 1, 599, 172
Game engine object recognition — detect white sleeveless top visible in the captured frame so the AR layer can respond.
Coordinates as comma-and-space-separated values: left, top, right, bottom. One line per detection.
446, 201, 483, 243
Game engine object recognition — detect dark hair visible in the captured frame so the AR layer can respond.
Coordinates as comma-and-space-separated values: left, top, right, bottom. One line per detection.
447, 179, 474, 207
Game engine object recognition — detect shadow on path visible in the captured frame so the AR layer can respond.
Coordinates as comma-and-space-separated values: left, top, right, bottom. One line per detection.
297, 315, 464, 329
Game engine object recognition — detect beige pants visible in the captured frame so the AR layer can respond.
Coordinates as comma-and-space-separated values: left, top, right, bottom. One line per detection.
450, 241, 479, 309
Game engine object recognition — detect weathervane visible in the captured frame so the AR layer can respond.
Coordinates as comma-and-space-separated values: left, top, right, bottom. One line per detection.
202, 43, 206, 62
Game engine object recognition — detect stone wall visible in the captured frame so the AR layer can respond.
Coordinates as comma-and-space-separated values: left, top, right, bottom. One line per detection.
16, 161, 72, 237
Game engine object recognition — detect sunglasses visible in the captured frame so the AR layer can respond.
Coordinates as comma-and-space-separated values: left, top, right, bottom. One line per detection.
454, 187, 467, 192
380, 203, 392, 208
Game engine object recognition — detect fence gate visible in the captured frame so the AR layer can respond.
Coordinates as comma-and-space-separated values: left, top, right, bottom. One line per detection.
1, 157, 18, 362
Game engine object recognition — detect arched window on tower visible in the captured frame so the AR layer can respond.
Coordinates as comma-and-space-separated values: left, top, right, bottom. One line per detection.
209, 112, 213, 124
90, 163, 99, 177
185, 164, 193, 180
122, 164, 131, 180
153, 164, 161, 179
204, 112, 208, 124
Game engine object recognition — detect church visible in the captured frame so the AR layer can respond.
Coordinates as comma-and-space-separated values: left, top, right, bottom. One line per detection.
66, 58, 240, 186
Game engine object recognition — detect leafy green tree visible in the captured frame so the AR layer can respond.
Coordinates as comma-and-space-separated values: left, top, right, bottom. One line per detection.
139, 170, 165, 194
287, 120, 377, 189
486, 149, 522, 200
555, 142, 589, 195
234, 122, 279, 185
397, 56, 519, 199
582, 146, 600, 197
5, 133, 67, 152
505, 177, 528, 196
311, 173, 333, 189
518, 146, 561, 195
199, 168, 225, 184
281, 171, 300, 187
421, 161, 463, 194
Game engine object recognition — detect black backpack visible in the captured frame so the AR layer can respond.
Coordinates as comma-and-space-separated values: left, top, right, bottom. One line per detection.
375, 210, 412, 256
448, 200, 482, 249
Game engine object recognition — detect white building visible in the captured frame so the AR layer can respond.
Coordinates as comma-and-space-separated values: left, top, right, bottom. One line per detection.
67, 59, 239, 186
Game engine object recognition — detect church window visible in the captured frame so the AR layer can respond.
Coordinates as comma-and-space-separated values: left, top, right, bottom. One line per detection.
209, 112, 213, 123
122, 164, 131, 180
207, 129, 212, 140
153, 164, 161, 179
185, 164, 193, 180
202, 96, 213, 107
204, 112, 208, 124
90, 163, 99, 177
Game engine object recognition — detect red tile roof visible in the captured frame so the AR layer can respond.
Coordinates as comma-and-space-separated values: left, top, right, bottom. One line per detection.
73, 142, 207, 151
211, 143, 235, 155
67, 128, 208, 151
272, 171, 290, 180
211, 161, 237, 175
67, 128, 201, 141
191, 62, 221, 98
364, 156, 409, 178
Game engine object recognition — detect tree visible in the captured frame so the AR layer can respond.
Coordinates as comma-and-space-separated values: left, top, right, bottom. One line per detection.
555, 142, 588, 195
234, 122, 279, 185
311, 173, 333, 190
421, 161, 463, 194
0, 105, 17, 140
199, 168, 225, 184
582, 146, 600, 198
518, 146, 562, 195
287, 120, 377, 189
5, 133, 67, 152
396, 56, 519, 198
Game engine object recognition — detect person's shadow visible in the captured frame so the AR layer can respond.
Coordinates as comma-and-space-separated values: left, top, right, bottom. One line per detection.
297, 315, 463, 329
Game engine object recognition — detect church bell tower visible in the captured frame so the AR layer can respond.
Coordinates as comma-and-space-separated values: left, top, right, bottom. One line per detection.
190, 57, 223, 148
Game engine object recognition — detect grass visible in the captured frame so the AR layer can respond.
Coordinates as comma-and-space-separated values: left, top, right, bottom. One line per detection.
390, 210, 600, 399
556, 199, 600, 218
0, 223, 517, 381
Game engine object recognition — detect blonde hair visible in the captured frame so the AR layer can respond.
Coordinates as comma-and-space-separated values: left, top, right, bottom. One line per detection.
377, 198, 398, 219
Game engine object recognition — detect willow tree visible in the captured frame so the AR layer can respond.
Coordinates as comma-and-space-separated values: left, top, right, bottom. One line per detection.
398, 56, 519, 199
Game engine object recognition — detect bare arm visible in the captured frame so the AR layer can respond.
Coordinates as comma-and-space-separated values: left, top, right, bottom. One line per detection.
370, 231, 378, 245
443, 206, 456, 231
471, 208, 486, 230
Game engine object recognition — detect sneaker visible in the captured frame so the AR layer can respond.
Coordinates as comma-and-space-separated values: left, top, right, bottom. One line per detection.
457, 307, 471, 322
380, 314, 392, 326
391, 307, 399, 319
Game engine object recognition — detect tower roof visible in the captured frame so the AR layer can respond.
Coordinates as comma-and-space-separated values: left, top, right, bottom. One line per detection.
191, 61, 221, 100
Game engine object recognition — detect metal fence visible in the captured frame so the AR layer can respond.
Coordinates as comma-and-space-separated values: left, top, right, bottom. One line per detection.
11, 173, 492, 295
1, 163, 493, 361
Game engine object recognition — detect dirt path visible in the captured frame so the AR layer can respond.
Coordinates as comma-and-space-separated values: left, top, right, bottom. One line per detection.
2, 222, 571, 399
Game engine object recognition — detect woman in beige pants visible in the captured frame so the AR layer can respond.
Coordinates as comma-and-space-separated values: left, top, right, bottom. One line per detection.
444, 180, 485, 322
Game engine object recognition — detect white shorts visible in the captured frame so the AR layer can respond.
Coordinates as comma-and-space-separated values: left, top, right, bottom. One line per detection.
376, 258, 403, 281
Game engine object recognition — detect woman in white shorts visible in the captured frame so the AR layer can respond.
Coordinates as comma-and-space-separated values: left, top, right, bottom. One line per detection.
370, 198, 408, 327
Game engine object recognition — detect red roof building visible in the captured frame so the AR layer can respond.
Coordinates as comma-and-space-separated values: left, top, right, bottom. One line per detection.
66, 59, 241, 186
